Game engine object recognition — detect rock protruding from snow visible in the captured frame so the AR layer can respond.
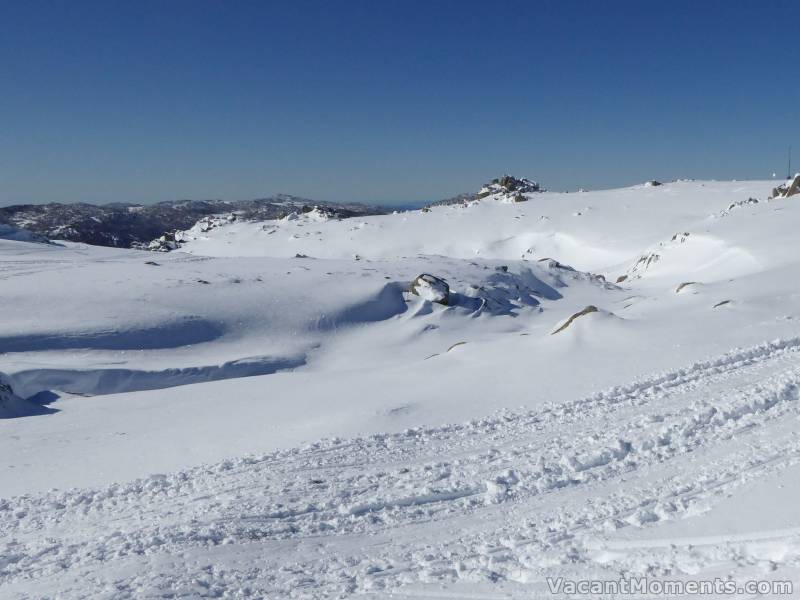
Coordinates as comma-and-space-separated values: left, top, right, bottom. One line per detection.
409, 274, 450, 305
428, 192, 478, 208
675, 281, 698, 293
551, 305, 598, 334
772, 174, 800, 199
194, 214, 236, 233
476, 175, 542, 202
644, 180, 663, 187
147, 231, 181, 252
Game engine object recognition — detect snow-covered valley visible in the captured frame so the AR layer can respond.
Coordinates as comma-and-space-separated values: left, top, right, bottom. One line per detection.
3, 178, 800, 598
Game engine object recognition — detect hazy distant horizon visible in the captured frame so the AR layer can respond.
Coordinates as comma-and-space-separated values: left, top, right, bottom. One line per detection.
0, 174, 787, 209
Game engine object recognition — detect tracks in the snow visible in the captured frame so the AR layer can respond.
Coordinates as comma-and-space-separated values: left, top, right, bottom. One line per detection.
3, 338, 800, 598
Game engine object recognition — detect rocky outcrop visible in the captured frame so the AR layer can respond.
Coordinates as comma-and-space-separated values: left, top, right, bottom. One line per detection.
428, 192, 478, 208
476, 175, 543, 201
147, 231, 181, 252
772, 174, 800, 199
409, 274, 450, 305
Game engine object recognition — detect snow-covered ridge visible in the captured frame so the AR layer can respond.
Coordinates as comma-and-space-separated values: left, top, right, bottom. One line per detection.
0, 195, 387, 249
148, 206, 341, 251
4, 177, 800, 597
174, 179, 777, 275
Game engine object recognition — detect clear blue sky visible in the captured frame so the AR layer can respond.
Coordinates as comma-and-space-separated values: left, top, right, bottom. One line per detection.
1, 0, 798, 206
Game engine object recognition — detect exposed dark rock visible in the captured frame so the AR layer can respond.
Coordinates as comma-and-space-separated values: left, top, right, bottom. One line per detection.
772, 174, 800, 199
409, 274, 450, 305
477, 175, 542, 199
428, 192, 478, 207
551, 305, 599, 335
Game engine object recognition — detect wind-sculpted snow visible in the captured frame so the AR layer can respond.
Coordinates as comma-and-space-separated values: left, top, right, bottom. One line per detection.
0, 318, 225, 354
5, 179, 800, 598
314, 282, 409, 330
3, 339, 800, 597
8, 353, 308, 398
0, 239, 607, 404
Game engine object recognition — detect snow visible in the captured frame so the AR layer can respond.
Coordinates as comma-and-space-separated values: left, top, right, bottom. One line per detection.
4, 178, 800, 597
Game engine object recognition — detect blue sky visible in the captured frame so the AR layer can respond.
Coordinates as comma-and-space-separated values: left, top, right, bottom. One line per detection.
1, 0, 798, 206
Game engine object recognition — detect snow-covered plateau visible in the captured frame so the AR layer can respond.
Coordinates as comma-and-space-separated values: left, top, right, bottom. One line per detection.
3, 177, 800, 598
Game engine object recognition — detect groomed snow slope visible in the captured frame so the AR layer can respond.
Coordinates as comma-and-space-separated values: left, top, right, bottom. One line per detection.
4, 179, 800, 598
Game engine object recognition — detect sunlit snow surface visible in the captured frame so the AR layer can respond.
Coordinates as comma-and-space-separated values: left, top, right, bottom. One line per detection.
4, 180, 800, 598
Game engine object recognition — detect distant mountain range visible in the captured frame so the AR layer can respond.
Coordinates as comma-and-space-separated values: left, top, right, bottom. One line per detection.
0, 176, 546, 249
0, 195, 388, 248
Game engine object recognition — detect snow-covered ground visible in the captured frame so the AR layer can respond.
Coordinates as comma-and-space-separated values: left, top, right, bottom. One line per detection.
3, 178, 800, 598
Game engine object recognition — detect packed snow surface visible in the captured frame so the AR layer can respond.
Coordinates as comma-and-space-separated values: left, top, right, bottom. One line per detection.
4, 179, 800, 598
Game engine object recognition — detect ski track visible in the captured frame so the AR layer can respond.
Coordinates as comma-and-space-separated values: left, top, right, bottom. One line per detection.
3, 338, 800, 598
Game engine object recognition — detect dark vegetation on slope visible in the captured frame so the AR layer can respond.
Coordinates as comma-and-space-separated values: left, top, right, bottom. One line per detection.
0, 195, 388, 248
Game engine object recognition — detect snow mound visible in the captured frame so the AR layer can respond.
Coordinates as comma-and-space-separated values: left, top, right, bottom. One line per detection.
620, 233, 759, 283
